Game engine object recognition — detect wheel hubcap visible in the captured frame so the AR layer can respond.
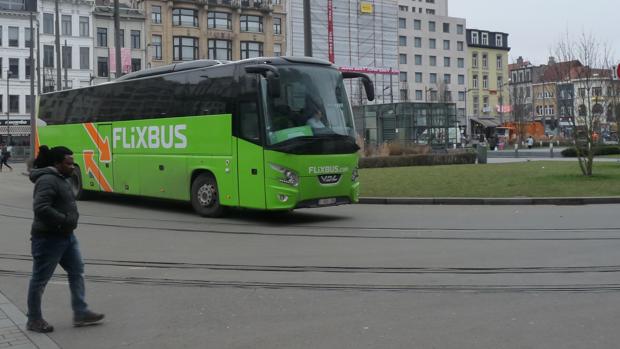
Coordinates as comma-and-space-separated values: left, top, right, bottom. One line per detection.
197, 184, 216, 207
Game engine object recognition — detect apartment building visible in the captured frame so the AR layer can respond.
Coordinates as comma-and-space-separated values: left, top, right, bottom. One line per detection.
38, 0, 96, 92
93, 0, 146, 84
397, 0, 467, 128
287, 0, 398, 105
466, 28, 510, 134
139, 0, 286, 68
0, 1, 35, 144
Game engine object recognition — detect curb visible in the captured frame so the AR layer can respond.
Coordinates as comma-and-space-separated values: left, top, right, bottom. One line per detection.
359, 197, 620, 206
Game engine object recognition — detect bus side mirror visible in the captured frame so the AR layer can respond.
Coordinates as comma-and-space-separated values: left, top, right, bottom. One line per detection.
245, 64, 281, 98
342, 72, 375, 101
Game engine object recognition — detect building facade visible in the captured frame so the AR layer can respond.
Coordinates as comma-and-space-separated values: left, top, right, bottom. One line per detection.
38, 0, 96, 92
397, 0, 466, 129
93, 0, 146, 84
466, 28, 510, 135
140, 0, 286, 68
287, 0, 398, 106
0, 2, 35, 144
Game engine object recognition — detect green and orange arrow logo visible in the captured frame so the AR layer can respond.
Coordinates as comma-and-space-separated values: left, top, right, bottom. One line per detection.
83, 150, 113, 192
83, 123, 111, 162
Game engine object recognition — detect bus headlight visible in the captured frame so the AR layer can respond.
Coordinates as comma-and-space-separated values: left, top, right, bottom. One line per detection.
270, 163, 299, 187
351, 167, 359, 182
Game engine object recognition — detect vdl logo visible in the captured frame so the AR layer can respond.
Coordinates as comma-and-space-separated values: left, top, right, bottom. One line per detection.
318, 174, 341, 185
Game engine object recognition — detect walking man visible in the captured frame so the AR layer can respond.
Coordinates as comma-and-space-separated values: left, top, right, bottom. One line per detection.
27, 146, 104, 333
0, 143, 13, 172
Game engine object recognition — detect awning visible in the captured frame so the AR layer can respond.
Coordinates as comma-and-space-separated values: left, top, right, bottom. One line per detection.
470, 117, 501, 128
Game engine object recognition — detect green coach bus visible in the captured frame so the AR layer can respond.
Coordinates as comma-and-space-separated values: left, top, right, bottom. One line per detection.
36, 57, 375, 217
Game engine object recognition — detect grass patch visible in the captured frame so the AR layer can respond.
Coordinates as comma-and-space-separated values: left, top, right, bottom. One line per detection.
359, 161, 620, 197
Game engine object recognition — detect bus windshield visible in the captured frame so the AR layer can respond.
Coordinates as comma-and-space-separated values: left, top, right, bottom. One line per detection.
261, 66, 356, 145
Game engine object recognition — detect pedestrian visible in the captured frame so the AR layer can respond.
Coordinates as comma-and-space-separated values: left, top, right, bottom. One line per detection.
0, 143, 13, 172
527, 136, 534, 149
26, 145, 104, 333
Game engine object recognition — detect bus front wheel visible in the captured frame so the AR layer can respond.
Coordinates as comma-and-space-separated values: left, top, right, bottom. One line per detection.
191, 173, 226, 217
71, 166, 93, 201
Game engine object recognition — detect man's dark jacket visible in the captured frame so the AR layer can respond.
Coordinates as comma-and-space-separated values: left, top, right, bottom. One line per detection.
30, 167, 79, 237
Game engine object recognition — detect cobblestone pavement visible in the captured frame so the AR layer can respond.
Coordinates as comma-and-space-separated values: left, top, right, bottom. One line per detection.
0, 292, 60, 349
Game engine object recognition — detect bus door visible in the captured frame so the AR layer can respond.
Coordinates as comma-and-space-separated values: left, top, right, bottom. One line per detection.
95, 123, 114, 193
236, 100, 266, 209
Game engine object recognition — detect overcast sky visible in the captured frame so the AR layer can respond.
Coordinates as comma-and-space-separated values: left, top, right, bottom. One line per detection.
449, 0, 618, 65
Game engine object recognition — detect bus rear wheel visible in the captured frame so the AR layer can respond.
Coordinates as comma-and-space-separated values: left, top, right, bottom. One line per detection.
71, 166, 93, 201
191, 173, 226, 217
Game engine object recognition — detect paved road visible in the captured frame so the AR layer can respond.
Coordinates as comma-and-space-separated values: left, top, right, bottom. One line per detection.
1, 164, 620, 348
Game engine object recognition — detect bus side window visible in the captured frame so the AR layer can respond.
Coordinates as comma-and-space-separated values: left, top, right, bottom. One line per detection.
239, 102, 260, 143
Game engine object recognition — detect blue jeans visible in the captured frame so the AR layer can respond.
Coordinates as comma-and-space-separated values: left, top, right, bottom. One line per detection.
27, 234, 89, 321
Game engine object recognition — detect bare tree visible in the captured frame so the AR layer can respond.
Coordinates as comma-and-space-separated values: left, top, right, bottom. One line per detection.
510, 85, 530, 143
551, 31, 612, 176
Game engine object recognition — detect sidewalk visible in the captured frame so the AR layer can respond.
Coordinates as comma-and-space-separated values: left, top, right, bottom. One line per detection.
0, 292, 60, 349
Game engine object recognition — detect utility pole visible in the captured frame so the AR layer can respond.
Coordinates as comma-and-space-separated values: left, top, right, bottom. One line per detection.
29, 10, 36, 154
303, 0, 312, 57
55, 0, 61, 90
63, 40, 68, 89
114, 0, 122, 77
36, 22, 41, 94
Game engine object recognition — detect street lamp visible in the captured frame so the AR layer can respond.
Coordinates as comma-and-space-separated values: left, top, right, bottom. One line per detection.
5, 70, 12, 145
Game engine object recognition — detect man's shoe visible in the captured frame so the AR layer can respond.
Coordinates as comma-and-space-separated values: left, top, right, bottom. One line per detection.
27, 319, 54, 333
73, 311, 105, 327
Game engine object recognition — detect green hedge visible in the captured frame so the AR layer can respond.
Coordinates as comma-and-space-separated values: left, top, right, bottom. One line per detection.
359, 152, 476, 169
561, 146, 620, 157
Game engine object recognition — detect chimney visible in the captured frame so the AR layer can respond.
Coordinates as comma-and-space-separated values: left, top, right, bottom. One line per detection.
517, 56, 524, 65
548, 56, 556, 65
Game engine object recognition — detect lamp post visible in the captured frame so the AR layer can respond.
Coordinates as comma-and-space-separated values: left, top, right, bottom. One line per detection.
5, 70, 12, 145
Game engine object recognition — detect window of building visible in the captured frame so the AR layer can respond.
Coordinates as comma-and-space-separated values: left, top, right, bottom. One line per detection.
80, 47, 89, 69
61, 15, 71, 36
473, 96, 479, 114
483, 96, 489, 112
152, 35, 162, 60
429, 38, 436, 49
398, 5, 408, 12
208, 39, 232, 60
9, 58, 18, 78
482, 32, 488, 45
472, 75, 478, 89
444, 57, 450, 67
131, 58, 141, 72
472, 53, 478, 68
482, 54, 488, 69
173, 36, 198, 61
151, 5, 161, 24
273, 17, 281, 34
240, 41, 263, 59
400, 89, 408, 101
44, 45, 54, 67
426, 9, 435, 15
444, 74, 451, 84
443, 23, 449, 33
240, 15, 263, 33
26, 95, 32, 113
458, 58, 464, 68
429, 90, 437, 101
79, 16, 89, 37
458, 74, 464, 85
414, 55, 422, 65
457, 41, 463, 51
399, 36, 407, 46
593, 87, 602, 96
458, 91, 465, 101
273, 43, 281, 56
398, 18, 406, 29
497, 76, 503, 88
97, 56, 108, 77
414, 37, 421, 48
430, 73, 437, 84
8, 26, 18, 47
415, 90, 423, 100
9, 95, 19, 113
97, 27, 107, 47
399, 54, 407, 64
415, 72, 422, 83
457, 24, 464, 35
496, 55, 502, 69
414, 19, 421, 30
443, 40, 450, 50
24, 27, 32, 47
495, 34, 503, 47
429, 56, 436, 66
483, 75, 488, 89
399, 72, 407, 82
471, 31, 478, 45
172, 8, 198, 27
62, 46, 72, 69
208, 12, 232, 30
25, 58, 31, 78
43, 13, 54, 34
428, 21, 435, 32
131, 30, 140, 49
